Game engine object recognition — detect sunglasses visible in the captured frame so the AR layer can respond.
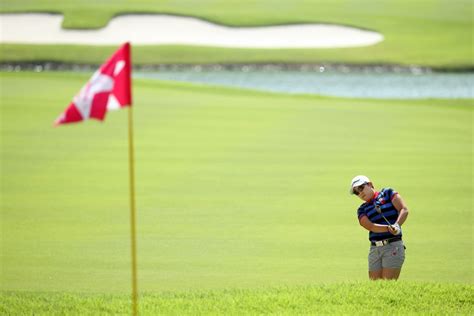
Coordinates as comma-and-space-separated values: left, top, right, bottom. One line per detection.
353, 183, 367, 195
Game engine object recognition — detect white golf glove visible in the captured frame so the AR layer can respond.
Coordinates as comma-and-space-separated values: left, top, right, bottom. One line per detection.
389, 223, 401, 235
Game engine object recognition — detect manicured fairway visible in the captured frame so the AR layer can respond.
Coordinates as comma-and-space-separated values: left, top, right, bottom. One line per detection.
1, 72, 472, 295
0, 0, 472, 67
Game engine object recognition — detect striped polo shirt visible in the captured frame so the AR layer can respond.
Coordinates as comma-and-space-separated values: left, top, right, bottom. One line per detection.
357, 188, 402, 241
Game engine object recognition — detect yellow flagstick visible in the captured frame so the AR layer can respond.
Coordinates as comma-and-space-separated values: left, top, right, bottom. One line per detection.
128, 105, 139, 315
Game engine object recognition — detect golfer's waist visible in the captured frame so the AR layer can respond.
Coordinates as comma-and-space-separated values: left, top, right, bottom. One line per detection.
370, 236, 402, 246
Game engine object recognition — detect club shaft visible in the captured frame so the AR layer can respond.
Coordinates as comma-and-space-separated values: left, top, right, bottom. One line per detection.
376, 206, 393, 227
381, 214, 392, 226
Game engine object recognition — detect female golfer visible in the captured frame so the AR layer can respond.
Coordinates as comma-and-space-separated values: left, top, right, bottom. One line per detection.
350, 175, 409, 280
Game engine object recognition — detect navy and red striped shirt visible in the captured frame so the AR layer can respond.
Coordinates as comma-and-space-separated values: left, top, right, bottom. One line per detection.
357, 188, 402, 241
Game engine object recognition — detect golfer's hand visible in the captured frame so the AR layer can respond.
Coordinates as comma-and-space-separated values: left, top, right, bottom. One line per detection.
388, 223, 401, 235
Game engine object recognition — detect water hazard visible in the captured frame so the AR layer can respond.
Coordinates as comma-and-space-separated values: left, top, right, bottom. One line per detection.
135, 68, 473, 99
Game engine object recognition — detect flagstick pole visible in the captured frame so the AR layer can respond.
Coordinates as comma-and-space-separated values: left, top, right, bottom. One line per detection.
128, 105, 139, 316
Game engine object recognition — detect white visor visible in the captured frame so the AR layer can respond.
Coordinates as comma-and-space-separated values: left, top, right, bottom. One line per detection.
350, 175, 370, 194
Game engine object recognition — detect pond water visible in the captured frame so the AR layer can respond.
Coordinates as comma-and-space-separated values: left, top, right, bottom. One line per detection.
135, 69, 473, 99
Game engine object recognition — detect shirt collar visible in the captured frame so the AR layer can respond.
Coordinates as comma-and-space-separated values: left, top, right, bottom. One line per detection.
368, 191, 379, 203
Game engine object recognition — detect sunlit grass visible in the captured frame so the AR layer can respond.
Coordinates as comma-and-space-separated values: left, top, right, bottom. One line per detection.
0, 72, 472, 315
1, 282, 472, 315
0, 0, 472, 67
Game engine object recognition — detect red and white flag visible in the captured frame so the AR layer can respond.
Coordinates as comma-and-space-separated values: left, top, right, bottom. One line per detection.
55, 42, 132, 125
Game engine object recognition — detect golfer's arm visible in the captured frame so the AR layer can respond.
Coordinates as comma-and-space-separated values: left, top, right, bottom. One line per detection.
359, 216, 389, 233
392, 194, 409, 226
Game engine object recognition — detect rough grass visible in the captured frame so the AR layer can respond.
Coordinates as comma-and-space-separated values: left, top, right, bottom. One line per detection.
1, 282, 472, 315
0, 0, 472, 67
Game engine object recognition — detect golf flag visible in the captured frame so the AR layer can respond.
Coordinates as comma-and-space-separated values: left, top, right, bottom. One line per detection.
55, 42, 132, 125
54, 42, 139, 316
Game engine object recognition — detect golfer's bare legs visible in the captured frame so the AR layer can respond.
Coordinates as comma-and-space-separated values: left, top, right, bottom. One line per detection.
369, 269, 400, 280
382, 268, 401, 279
369, 270, 382, 280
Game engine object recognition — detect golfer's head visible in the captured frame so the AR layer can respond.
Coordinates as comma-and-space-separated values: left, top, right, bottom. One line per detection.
350, 175, 374, 201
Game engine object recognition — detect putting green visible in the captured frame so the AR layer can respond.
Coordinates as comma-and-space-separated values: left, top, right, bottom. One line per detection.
0, 72, 472, 293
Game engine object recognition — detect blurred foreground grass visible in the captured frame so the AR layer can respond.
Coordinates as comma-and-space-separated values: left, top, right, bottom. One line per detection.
1, 282, 472, 315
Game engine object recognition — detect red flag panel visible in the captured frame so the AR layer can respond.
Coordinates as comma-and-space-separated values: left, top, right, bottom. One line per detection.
55, 42, 132, 126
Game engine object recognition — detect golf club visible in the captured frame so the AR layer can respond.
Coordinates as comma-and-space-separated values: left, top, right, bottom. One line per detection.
375, 205, 393, 228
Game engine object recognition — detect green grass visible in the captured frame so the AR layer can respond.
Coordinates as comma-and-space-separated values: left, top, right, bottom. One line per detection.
2, 282, 473, 315
0, 72, 473, 313
0, 0, 473, 67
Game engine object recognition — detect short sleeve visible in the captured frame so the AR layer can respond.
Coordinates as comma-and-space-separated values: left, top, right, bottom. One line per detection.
383, 187, 398, 201
357, 205, 367, 220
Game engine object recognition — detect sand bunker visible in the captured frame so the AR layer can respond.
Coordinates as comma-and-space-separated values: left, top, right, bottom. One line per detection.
0, 13, 383, 48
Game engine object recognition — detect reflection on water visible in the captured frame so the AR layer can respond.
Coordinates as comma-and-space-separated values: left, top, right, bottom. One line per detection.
135, 69, 474, 99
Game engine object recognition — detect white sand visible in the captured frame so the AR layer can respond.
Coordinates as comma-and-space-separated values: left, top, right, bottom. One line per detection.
0, 13, 383, 48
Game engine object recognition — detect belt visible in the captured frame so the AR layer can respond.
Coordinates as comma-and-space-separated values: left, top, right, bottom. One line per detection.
371, 236, 402, 247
